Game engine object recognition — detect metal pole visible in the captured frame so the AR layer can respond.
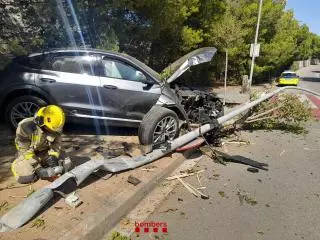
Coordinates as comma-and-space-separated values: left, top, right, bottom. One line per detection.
2, 86, 320, 232
248, 0, 263, 93
223, 49, 228, 106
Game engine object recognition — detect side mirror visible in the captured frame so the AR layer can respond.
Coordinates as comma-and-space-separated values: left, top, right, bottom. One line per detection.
136, 71, 154, 85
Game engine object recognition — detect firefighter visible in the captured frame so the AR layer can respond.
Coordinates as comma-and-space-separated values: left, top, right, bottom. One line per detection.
11, 105, 66, 184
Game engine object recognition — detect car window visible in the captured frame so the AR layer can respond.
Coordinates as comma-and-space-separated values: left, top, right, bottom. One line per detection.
281, 73, 297, 78
16, 54, 48, 69
49, 55, 103, 76
102, 59, 146, 82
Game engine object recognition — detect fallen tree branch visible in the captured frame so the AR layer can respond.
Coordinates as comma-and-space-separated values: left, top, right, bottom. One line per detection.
244, 116, 276, 124
177, 177, 199, 197
246, 105, 282, 121
166, 170, 205, 181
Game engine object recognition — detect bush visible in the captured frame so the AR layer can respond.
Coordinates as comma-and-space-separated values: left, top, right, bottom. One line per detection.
244, 93, 313, 134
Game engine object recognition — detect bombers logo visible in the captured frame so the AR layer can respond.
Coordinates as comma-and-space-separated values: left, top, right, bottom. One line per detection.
134, 221, 168, 233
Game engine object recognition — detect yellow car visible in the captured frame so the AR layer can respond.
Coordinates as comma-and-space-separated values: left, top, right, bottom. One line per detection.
278, 71, 300, 86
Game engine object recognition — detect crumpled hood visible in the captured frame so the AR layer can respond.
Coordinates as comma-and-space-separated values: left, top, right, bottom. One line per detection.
162, 47, 217, 83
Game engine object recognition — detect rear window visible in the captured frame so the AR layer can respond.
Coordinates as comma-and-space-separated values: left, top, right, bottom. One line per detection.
281, 73, 297, 78
15, 55, 47, 69
49, 55, 104, 76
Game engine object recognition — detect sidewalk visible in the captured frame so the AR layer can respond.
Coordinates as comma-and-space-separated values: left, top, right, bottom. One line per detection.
0, 127, 187, 240
213, 84, 273, 104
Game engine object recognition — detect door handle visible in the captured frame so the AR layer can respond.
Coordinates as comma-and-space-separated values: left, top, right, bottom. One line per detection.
103, 85, 118, 89
40, 78, 56, 83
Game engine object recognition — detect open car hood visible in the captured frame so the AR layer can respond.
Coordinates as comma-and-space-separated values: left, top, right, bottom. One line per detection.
163, 47, 217, 83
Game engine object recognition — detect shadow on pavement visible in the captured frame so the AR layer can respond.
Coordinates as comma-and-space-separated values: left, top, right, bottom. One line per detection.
64, 122, 137, 136
312, 71, 320, 73
0, 123, 16, 183
301, 77, 320, 82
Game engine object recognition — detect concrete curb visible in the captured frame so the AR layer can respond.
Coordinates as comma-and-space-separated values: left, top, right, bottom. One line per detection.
108, 151, 203, 238
59, 154, 185, 240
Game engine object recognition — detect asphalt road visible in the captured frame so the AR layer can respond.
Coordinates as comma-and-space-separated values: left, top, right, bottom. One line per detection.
139, 65, 320, 240
298, 64, 320, 93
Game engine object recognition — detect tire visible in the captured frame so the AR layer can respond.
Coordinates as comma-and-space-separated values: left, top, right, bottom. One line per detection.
138, 106, 180, 146
5, 95, 47, 129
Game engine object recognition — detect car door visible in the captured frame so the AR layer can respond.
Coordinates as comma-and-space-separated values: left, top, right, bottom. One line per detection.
99, 56, 161, 121
34, 52, 103, 117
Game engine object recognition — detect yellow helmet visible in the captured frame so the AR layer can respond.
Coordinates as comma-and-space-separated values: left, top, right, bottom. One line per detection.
34, 105, 65, 132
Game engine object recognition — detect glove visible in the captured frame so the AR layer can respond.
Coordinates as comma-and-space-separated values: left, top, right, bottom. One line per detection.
47, 155, 58, 168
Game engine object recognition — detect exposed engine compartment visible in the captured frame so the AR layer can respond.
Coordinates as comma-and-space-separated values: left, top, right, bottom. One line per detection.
175, 85, 224, 124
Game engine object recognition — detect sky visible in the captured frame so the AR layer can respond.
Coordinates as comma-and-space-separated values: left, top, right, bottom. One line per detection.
286, 0, 320, 35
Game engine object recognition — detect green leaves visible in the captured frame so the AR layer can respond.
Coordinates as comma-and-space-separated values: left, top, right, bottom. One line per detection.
245, 93, 313, 134
0, 0, 318, 85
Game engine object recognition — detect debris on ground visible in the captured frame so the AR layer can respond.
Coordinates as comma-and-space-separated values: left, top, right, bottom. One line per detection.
140, 165, 157, 172
127, 175, 141, 186
178, 198, 183, 202
0, 201, 9, 212
120, 218, 130, 226
280, 150, 286, 157
214, 149, 269, 170
177, 176, 209, 199
160, 208, 178, 213
72, 144, 80, 150
0, 183, 29, 191
26, 185, 35, 197
218, 191, 226, 198
95, 146, 104, 153
257, 231, 265, 235
200, 141, 226, 165
140, 168, 155, 172
237, 189, 258, 206
64, 191, 83, 208
166, 170, 205, 181
196, 172, 203, 188
30, 217, 46, 230
108, 231, 130, 240
247, 167, 259, 173
221, 140, 250, 146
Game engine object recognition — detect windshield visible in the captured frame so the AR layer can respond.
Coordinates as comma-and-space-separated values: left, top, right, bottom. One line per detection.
281, 73, 297, 78
121, 53, 161, 81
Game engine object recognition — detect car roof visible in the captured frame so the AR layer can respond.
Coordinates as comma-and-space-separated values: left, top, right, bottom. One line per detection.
29, 48, 126, 58
282, 70, 296, 74
28, 48, 162, 82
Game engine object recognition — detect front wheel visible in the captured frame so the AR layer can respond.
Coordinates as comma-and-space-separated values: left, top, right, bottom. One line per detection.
138, 106, 179, 146
5, 95, 47, 129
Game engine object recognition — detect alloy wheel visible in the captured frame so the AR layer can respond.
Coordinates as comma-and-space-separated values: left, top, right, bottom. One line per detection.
10, 102, 40, 128
152, 116, 178, 145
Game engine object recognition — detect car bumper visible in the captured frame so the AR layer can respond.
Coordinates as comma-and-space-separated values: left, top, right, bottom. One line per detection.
278, 79, 299, 85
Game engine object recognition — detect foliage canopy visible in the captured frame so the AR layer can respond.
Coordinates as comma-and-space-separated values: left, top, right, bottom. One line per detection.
1, 0, 319, 84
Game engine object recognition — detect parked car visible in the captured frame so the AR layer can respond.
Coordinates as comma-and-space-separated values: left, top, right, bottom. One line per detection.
278, 71, 300, 86
0, 47, 223, 145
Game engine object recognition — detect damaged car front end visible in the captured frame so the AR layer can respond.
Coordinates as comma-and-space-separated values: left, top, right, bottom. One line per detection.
139, 47, 224, 145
